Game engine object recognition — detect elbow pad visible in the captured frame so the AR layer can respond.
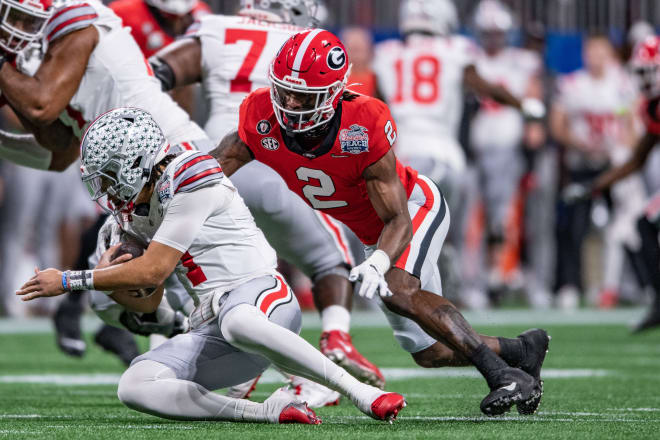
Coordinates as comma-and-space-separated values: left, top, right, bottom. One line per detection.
149, 56, 176, 92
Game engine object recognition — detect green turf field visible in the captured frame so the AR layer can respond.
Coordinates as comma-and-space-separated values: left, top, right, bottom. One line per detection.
1, 310, 659, 439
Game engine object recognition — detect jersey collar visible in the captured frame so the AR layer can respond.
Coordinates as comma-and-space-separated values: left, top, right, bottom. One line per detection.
280, 102, 343, 159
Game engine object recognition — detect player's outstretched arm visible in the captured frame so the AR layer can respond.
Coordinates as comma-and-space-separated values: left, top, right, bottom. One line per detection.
592, 131, 658, 194
150, 38, 202, 91
463, 64, 521, 109
0, 27, 98, 125
209, 130, 253, 177
15, 241, 181, 308
349, 150, 412, 299
363, 150, 413, 262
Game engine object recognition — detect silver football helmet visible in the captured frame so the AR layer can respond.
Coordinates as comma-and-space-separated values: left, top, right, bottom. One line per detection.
238, 0, 319, 28
399, 0, 458, 36
80, 108, 167, 216
145, 0, 196, 16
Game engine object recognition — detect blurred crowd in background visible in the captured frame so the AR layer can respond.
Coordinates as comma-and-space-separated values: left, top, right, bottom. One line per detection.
1, 0, 659, 317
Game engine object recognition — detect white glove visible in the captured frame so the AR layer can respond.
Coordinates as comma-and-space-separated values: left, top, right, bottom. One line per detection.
521, 97, 546, 120
349, 250, 393, 299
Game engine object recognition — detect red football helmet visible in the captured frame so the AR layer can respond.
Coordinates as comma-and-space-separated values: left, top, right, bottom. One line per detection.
269, 28, 351, 134
0, 0, 52, 54
630, 35, 660, 97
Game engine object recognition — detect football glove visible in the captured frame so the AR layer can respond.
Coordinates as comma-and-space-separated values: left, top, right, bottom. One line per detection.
521, 97, 546, 120
349, 250, 393, 299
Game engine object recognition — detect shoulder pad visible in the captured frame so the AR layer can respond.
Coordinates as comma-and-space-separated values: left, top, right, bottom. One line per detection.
169, 151, 223, 194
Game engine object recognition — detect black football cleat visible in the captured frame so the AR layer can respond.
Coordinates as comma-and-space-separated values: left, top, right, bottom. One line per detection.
480, 367, 542, 416
54, 297, 86, 357
632, 305, 660, 333
94, 324, 140, 366
516, 328, 550, 414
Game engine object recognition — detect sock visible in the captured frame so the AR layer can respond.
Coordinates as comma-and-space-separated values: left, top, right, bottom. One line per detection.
320, 305, 351, 333
467, 343, 510, 389
497, 337, 524, 368
118, 360, 271, 421
221, 304, 381, 414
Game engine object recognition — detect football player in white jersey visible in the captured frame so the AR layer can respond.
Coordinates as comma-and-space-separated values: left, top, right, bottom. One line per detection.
15, 107, 406, 424
468, 0, 547, 300
0, 0, 212, 358
149, 0, 386, 400
372, 0, 543, 308
551, 35, 642, 309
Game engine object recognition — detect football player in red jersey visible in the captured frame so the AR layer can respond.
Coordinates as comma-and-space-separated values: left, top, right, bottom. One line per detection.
109, 0, 210, 114
212, 29, 549, 416
570, 36, 660, 332
110, 0, 210, 58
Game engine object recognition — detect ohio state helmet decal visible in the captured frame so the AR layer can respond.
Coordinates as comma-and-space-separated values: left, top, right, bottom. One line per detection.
327, 46, 346, 70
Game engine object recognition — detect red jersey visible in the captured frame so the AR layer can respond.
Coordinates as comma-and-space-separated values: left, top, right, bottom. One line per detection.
238, 88, 418, 245
110, 0, 210, 57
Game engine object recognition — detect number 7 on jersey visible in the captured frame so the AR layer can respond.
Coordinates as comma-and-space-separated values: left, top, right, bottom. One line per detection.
225, 29, 268, 93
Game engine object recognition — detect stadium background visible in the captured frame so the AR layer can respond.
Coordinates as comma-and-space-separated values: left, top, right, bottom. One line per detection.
1, 0, 660, 438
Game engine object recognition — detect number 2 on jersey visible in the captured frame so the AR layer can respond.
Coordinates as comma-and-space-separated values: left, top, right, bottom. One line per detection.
393, 55, 441, 104
225, 29, 267, 93
296, 167, 348, 209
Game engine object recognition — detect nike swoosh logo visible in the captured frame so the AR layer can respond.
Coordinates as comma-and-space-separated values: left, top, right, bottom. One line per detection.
499, 382, 517, 391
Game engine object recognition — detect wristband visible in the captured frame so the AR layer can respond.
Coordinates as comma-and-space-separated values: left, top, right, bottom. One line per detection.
61, 272, 69, 291
366, 250, 391, 275
64, 270, 94, 291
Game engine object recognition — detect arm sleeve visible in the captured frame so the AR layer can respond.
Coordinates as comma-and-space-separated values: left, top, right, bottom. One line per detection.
152, 184, 231, 252
45, 3, 99, 43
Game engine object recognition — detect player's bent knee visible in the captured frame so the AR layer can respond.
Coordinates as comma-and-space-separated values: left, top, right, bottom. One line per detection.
220, 304, 265, 346
412, 343, 454, 368
117, 360, 171, 409
383, 270, 421, 318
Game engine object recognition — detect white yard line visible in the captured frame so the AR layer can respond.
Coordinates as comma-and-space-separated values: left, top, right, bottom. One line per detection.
0, 308, 648, 334
0, 368, 611, 387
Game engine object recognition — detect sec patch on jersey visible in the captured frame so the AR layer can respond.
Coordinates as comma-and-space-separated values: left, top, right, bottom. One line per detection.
261, 137, 280, 151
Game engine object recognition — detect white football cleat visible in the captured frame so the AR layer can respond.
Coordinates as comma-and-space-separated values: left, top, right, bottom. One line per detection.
287, 376, 340, 408
263, 387, 321, 424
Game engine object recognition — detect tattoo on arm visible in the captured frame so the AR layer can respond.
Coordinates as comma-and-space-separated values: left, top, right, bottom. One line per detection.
208, 131, 253, 177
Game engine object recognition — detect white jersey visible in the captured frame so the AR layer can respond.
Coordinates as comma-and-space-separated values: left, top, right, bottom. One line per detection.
470, 47, 541, 151
373, 34, 477, 172
187, 14, 302, 143
41, 0, 206, 143
113, 150, 277, 301
554, 65, 638, 169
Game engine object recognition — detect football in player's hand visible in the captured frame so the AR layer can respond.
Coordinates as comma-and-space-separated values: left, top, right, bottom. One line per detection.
110, 241, 156, 298
111, 241, 145, 261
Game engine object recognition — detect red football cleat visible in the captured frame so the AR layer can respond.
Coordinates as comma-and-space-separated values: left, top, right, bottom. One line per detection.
278, 402, 322, 425
370, 393, 406, 423
320, 330, 385, 389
